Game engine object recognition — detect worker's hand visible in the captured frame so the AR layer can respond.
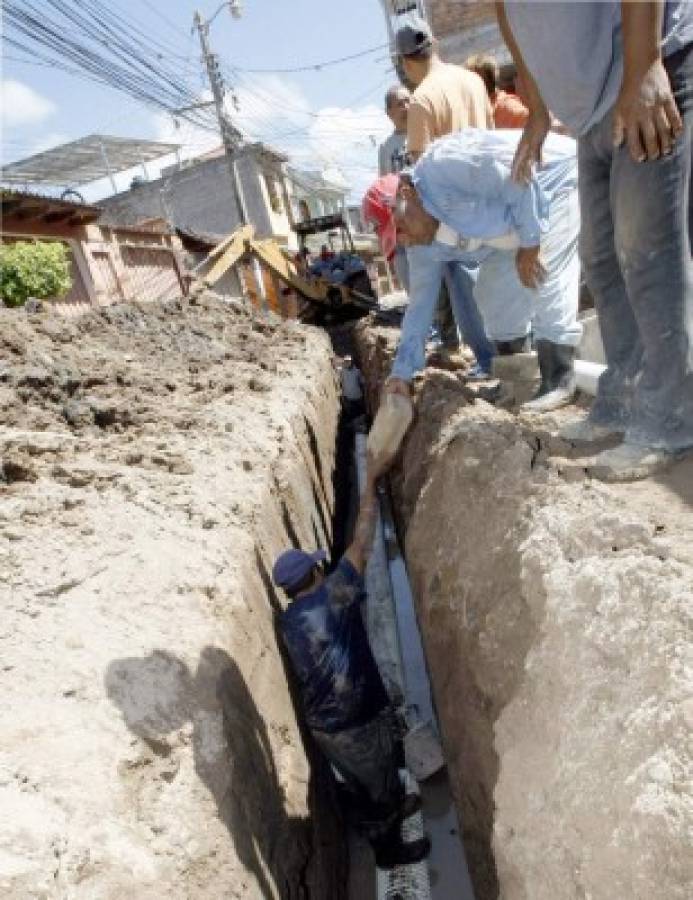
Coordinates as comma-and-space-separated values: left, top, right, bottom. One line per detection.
384, 377, 412, 398
613, 60, 683, 162
511, 108, 551, 183
515, 246, 546, 289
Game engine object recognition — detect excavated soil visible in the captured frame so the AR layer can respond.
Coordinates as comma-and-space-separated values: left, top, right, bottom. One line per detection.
0, 294, 346, 899
355, 320, 693, 900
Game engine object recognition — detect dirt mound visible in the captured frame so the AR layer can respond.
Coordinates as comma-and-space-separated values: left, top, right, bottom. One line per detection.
1, 295, 346, 898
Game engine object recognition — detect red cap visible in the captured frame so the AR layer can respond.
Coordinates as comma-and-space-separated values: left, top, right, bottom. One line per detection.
362, 173, 400, 261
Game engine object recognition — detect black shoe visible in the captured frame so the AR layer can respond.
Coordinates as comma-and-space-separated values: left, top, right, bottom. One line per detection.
521, 340, 576, 412
374, 836, 431, 870
495, 335, 531, 356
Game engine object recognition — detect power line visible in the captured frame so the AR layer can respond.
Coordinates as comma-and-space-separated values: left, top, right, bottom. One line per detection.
3, 1, 214, 132
231, 42, 389, 74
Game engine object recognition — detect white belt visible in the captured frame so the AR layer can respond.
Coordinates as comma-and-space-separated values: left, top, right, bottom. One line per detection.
435, 222, 520, 251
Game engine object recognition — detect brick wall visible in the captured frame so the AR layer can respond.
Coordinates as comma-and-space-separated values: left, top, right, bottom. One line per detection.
428, 0, 496, 39
426, 0, 506, 64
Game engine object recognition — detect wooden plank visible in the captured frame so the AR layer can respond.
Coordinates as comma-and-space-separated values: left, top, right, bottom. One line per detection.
192, 223, 254, 274
202, 225, 255, 285
249, 239, 328, 302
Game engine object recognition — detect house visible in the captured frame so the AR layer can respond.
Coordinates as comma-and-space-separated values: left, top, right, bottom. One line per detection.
100, 142, 298, 249
287, 169, 348, 223
1, 189, 187, 311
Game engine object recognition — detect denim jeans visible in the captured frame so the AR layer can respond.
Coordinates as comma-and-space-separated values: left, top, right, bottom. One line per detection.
392, 245, 409, 292
396, 242, 493, 363
311, 707, 403, 838
578, 44, 693, 450
476, 186, 582, 346
442, 262, 495, 366
392, 249, 496, 380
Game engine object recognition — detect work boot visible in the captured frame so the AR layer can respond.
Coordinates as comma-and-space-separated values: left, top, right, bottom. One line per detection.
373, 835, 431, 870
521, 340, 576, 413
495, 335, 531, 356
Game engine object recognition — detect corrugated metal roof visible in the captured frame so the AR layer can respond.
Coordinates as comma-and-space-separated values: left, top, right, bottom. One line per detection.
1, 134, 180, 187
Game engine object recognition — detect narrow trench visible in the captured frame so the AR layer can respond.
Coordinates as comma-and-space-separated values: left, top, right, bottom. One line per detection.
319, 328, 477, 900
253, 327, 488, 898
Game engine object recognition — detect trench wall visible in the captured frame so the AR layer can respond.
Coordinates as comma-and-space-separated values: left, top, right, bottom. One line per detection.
356, 322, 692, 900
0, 295, 346, 899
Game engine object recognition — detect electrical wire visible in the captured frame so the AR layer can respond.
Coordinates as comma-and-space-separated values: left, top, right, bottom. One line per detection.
3, 1, 215, 132
3, 1, 387, 199
230, 42, 389, 74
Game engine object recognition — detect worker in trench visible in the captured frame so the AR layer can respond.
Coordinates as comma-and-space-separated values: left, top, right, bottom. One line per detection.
337, 354, 366, 423
272, 452, 430, 870
365, 127, 583, 412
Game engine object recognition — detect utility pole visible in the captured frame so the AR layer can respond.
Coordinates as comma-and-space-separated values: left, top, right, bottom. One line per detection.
193, 6, 247, 225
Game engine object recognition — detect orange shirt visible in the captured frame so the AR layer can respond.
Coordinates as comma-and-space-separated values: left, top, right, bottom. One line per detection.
493, 90, 529, 129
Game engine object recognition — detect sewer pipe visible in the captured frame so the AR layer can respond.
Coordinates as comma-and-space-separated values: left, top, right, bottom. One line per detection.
354, 432, 476, 900
574, 359, 606, 397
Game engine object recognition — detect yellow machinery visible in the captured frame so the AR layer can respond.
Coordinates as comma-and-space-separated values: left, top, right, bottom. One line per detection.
195, 221, 379, 323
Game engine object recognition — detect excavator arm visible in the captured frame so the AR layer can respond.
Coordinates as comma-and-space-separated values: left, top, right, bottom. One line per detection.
198, 225, 378, 318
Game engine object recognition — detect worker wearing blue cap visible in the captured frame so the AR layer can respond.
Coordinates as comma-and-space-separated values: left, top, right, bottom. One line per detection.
272, 455, 429, 869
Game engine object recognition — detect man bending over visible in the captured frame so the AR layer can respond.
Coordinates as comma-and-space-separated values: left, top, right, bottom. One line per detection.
385, 128, 583, 412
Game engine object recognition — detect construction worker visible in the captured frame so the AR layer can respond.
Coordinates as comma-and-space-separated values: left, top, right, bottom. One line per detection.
379, 84, 410, 177
496, 0, 693, 478
363, 172, 408, 292
272, 454, 430, 870
384, 128, 582, 411
379, 86, 412, 291
396, 14, 497, 378
339, 355, 366, 421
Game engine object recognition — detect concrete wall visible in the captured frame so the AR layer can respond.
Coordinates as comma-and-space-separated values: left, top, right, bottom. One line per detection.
100, 156, 241, 236
100, 153, 293, 243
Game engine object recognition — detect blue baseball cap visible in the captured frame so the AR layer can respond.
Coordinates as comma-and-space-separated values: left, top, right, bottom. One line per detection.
272, 548, 327, 593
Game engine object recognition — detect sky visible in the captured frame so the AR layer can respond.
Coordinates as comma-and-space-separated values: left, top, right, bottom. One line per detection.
1, 0, 397, 201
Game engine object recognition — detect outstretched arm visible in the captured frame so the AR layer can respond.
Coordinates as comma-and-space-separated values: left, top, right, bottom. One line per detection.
495, 1, 551, 183
344, 457, 382, 575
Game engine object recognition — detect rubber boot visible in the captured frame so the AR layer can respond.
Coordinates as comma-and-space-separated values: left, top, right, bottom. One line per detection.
521, 340, 576, 413
494, 335, 531, 356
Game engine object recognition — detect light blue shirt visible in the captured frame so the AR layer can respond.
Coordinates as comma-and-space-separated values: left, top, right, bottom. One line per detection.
411, 129, 578, 249
505, 0, 693, 137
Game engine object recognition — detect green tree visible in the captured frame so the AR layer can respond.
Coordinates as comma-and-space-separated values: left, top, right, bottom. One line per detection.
0, 240, 72, 307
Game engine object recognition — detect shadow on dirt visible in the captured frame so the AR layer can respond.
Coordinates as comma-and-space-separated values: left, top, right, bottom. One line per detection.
105, 646, 344, 898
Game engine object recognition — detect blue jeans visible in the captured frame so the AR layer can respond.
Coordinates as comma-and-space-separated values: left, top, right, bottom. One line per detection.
443, 263, 495, 367
475, 187, 582, 347
392, 249, 494, 380
395, 244, 492, 364
578, 44, 693, 450
392, 245, 409, 292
